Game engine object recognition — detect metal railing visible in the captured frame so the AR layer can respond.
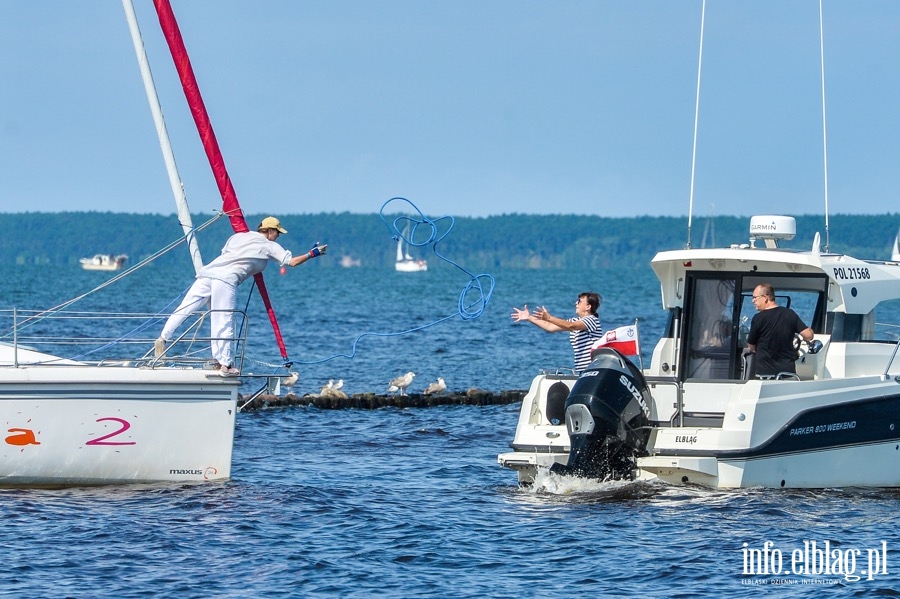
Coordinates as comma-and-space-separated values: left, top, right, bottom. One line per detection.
0, 308, 249, 372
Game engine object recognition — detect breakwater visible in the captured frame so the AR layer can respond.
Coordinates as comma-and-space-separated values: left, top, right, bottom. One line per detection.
239, 389, 527, 411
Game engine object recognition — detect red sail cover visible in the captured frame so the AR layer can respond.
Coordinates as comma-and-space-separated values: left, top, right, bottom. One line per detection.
153, 0, 288, 360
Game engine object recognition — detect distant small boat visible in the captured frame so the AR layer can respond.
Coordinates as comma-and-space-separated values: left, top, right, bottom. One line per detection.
340, 255, 361, 268
892, 226, 900, 262
395, 225, 427, 272
80, 254, 128, 271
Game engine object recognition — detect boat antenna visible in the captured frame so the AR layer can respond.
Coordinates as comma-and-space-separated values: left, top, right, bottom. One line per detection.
818, 0, 831, 252
686, 0, 707, 249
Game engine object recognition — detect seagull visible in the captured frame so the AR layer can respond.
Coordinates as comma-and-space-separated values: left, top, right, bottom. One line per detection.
282, 372, 299, 388
321, 379, 349, 400
423, 377, 446, 396
388, 372, 415, 396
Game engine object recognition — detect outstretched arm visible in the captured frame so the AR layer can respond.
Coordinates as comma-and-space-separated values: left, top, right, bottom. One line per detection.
288, 242, 328, 268
532, 306, 584, 332
511, 304, 563, 332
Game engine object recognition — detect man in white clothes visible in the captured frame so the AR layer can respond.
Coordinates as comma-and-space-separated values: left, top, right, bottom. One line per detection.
155, 216, 326, 375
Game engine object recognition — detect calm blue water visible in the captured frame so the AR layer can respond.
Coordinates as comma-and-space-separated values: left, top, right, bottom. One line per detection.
2, 263, 899, 597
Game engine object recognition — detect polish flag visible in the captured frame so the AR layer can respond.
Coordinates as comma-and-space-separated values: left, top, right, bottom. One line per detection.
591, 323, 640, 357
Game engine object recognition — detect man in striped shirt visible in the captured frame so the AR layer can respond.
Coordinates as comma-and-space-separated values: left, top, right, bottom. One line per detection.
511, 291, 603, 373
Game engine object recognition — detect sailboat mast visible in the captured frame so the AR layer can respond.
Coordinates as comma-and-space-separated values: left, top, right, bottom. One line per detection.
121, 0, 203, 274
152, 0, 289, 360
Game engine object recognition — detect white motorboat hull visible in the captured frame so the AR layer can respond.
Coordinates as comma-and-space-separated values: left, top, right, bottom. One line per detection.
501, 372, 900, 489
80, 263, 124, 272
497, 373, 575, 484
641, 376, 900, 488
80, 254, 128, 271
0, 366, 237, 486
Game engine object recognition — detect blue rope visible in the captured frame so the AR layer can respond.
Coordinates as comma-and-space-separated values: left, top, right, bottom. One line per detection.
291, 197, 495, 366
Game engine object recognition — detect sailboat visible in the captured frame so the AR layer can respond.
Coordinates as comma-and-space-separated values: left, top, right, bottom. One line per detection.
395, 224, 428, 272
0, 1, 291, 486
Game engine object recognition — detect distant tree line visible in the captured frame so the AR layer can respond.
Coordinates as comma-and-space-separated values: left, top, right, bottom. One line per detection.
2, 211, 899, 270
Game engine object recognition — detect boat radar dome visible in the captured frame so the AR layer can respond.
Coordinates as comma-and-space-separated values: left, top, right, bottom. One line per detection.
749, 215, 796, 248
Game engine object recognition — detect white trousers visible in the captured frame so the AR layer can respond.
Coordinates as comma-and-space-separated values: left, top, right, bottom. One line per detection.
160, 277, 237, 366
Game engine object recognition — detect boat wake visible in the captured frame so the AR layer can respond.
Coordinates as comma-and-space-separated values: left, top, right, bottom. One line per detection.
526, 467, 659, 500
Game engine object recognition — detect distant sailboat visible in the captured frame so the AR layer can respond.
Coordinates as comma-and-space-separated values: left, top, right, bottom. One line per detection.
700, 205, 716, 249
395, 224, 427, 272
892, 226, 900, 262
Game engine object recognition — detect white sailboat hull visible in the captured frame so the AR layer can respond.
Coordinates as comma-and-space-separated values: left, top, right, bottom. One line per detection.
395, 259, 428, 272
0, 366, 237, 486
395, 232, 427, 271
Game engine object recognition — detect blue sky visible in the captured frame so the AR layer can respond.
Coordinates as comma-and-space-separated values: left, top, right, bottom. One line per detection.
2, 1, 900, 218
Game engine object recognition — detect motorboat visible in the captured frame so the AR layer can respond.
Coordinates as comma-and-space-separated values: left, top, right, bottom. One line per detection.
0, 309, 245, 486
499, 215, 900, 489
341, 255, 362, 268
80, 254, 128, 271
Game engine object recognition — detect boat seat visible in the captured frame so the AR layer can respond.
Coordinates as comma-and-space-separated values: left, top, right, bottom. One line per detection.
545, 381, 570, 425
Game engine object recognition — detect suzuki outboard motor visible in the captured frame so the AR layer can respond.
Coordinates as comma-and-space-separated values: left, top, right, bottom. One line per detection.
550, 348, 652, 480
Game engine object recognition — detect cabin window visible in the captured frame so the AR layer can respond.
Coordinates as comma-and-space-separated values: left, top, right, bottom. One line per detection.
681, 273, 827, 381
684, 278, 736, 379
871, 299, 900, 342
826, 300, 900, 342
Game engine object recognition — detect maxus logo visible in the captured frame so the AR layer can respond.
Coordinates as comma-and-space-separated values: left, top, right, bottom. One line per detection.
618, 374, 650, 417
169, 469, 204, 475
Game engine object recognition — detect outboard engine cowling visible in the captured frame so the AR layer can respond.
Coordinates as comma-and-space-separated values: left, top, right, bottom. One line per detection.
550, 348, 652, 480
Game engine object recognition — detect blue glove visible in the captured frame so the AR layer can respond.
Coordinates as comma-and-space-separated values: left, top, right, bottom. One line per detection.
307, 242, 326, 259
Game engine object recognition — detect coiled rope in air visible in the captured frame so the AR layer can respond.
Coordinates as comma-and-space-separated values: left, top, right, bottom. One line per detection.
280, 197, 495, 368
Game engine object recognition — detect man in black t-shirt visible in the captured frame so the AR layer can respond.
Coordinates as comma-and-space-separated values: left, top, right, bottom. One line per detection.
747, 283, 814, 377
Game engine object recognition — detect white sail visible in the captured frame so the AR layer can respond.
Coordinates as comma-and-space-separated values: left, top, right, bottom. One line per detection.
892, 226, 900, 262
122, 0, 203, 273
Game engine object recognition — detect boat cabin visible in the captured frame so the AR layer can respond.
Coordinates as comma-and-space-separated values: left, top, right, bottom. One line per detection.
648, 216, 900, 384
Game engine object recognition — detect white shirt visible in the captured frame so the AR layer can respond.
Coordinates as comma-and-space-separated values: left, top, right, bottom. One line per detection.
197, 231, 292, 286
